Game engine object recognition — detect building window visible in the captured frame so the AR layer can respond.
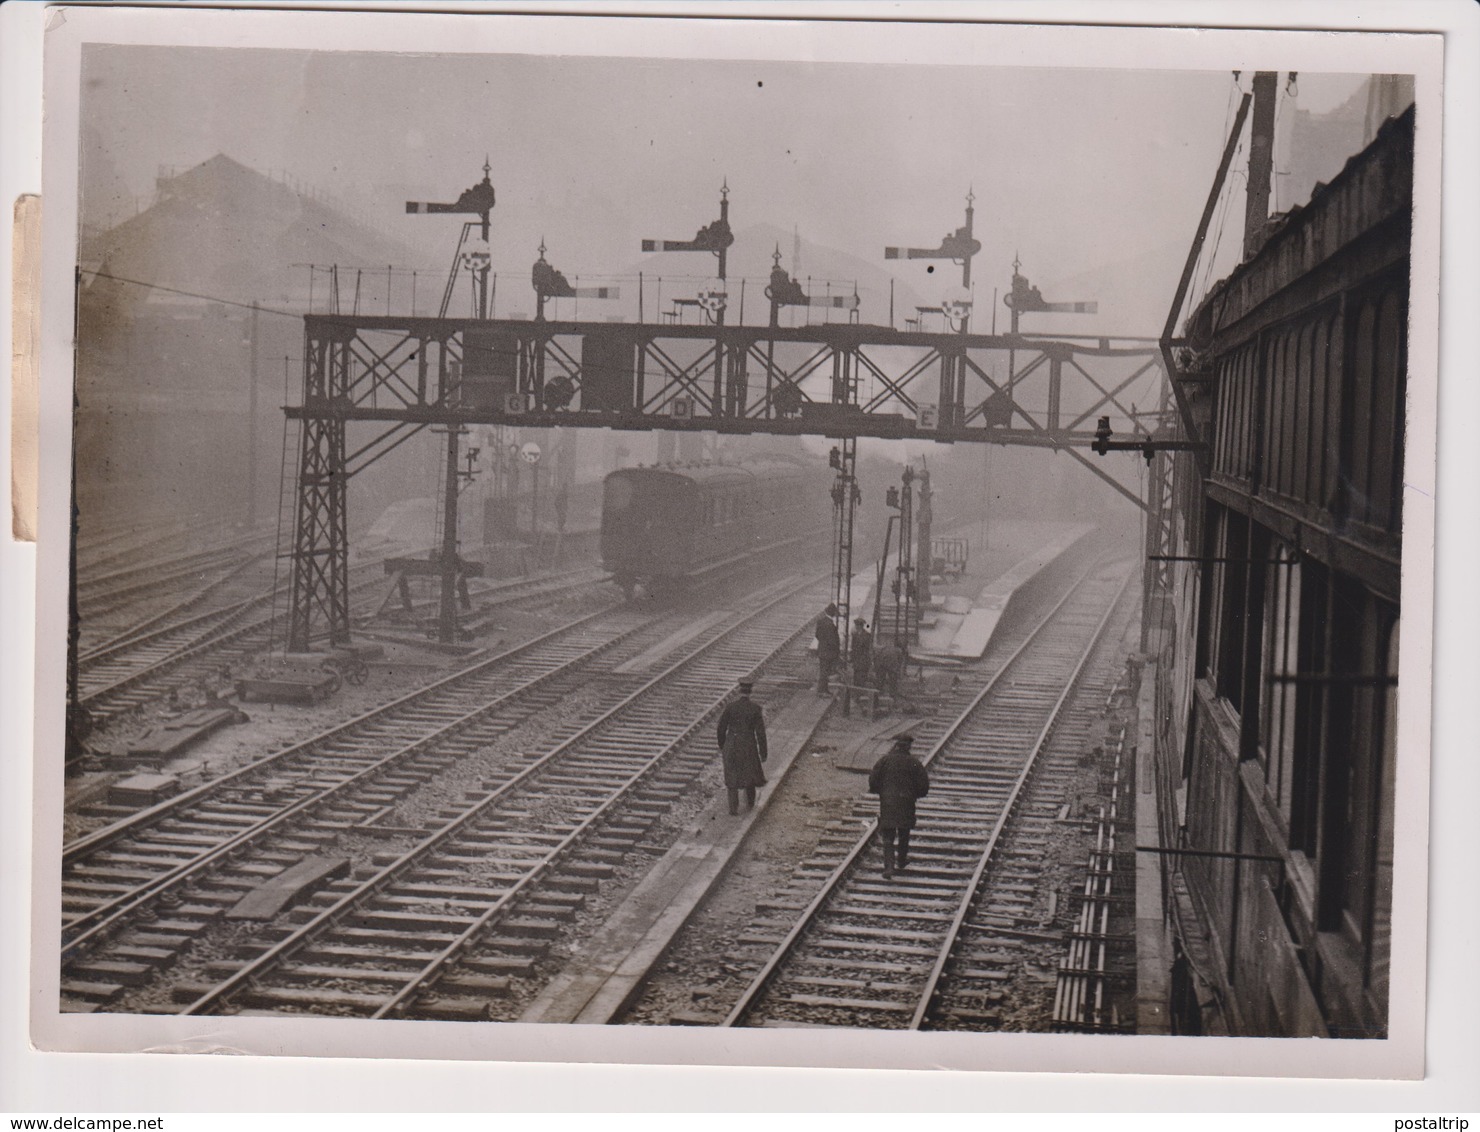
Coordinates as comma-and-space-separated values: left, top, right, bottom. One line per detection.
1200, 506, 1260, 721
1259, 544, 1301, 817
1319, 580, 1399, 967
1340, 275, 1407, 534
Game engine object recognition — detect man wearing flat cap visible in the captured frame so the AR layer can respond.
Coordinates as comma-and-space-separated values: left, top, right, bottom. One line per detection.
814, 603, 841, 695
868, 733, 930, 878
717, 679, 768, 815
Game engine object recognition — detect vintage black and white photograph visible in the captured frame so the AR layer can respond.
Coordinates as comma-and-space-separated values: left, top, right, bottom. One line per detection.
19, 3, 1452, 1088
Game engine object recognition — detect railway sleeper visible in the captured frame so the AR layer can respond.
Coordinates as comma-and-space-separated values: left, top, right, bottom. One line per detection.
753, 899, 810, 916
948, 988, 1009, 1007
100, 849, 211, 867
287, 944, 436, 968
951, 966, 1014, 981
819, 921, 946, 944
834, 899, 957, 920
810, 937, 938, 958
737, 932, 789, 949
459, 953, 538, 976
424, 853, 550, 873
64, 879, 136, 896
783, 992, 914, 1013
437, 851, 557, 870
427, 973, 511, 997
273, 835, 340, 852
326, 799, 393, 814
348, 909, 477, 932
793, 955, 926, 977
498, 917, 564, 940
121, 930, 200, 953
478, 934, 552, 957
515, 900, 583, 921
936, 1007, 1002, 1026
146, 831, 234, 848
174, 982, 391, 1013
408, 997, 496, 1022
457, 829, 569, 846
783, 974, 918, 994
277, 964, 429, 986
402, 867, 594, 892
67, 864, 159, 883
589, 834, 642, 852
109, 945, 179, 968
391, 882, 533, 904
859, 865, 968, 885
322, 926, 463, 950
66, 959, 155, 987
151, 905, 224, 924
179, 888, 245, 907
60, 979, 127, 1004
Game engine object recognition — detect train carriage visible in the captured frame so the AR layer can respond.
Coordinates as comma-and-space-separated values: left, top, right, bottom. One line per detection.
601, 461, 829, 599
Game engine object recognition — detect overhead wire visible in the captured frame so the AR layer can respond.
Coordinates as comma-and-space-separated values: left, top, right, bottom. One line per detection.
1184, 73, 1248, 319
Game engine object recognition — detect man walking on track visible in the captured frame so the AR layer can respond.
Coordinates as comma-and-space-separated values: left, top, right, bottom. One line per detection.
868, 733, 930, 878
815, 603, 841, 695
717, 679, 768, 815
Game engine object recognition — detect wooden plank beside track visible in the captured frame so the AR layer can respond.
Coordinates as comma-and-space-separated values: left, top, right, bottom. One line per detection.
226, 856, 351, 921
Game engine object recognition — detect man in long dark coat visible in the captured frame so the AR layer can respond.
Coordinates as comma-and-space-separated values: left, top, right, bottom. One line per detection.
814, 603, 841, 695
717, 679, 768, 815
873, 639, 905, 698
850, 617, 873, 688
868, 733, 930, 877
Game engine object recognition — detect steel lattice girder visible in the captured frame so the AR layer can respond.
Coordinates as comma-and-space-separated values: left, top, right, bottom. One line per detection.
292, 314, 1177, 450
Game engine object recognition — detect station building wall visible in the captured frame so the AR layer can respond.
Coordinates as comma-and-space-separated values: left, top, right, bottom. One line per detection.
1151, 105, 1411, 1039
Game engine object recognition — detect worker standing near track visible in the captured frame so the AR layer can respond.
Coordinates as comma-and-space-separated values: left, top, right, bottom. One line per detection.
717, 679, 768, 815
868, 733, 929, 878
850, 617, 873, 688
814, 603, 841, 695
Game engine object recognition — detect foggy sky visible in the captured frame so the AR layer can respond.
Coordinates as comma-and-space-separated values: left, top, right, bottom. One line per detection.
79, 44, 1368, 337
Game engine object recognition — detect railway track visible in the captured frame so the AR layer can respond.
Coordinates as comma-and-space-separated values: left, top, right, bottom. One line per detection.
625, 555, 1135, 1031
166, 574, 830, 1019
79, 548, 276, 658
59, 573, 828, 1013
74, 562, 385, 724
74, 513, 224, 575
77, 532, 277, 623
76, 560, 614, 724
366, 562, 614, 632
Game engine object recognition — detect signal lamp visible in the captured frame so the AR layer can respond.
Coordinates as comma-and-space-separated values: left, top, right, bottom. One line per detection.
1093, 416, 1112, 456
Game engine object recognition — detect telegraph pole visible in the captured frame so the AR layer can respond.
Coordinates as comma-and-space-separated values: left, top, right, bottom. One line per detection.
247, 301, 259, 528
916, 465, 932, 607
1245, 72, 1279, 260
830, 441, 861, 664
406, 161, 498, 643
